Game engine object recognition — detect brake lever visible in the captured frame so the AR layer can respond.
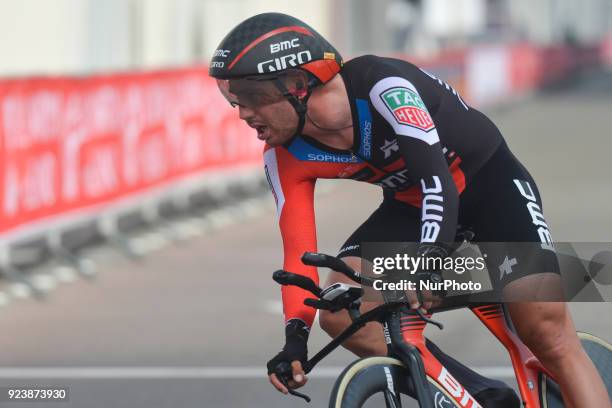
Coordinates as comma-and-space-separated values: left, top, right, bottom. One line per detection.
281, 378, 311, 402
275, 362, 311, 403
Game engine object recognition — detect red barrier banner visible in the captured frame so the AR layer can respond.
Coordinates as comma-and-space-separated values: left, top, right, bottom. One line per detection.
0, 68, 261, 235
509, 44, 543, 93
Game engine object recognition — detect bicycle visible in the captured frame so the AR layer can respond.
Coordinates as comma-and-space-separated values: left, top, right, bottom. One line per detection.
270, 252, 612, 407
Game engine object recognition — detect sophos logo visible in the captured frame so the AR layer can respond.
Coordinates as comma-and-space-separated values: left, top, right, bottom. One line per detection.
307, 153, 356, 163
361, 120, 372, 157
257, 51, 312, 73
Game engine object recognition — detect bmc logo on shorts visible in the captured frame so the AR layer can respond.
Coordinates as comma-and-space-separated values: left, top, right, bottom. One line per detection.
381, 87, 435, 132
513, 179, 555, 252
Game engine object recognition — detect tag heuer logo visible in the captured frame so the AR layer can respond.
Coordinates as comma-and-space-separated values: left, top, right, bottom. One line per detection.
381, 87, 435, 132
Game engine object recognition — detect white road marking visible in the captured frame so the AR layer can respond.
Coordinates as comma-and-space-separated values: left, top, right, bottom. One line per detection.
8, 283, 33, 299
53, 266, 78, 282
31, 274, 57, 291
0, 366, 516, 379
78, 258, 97, 277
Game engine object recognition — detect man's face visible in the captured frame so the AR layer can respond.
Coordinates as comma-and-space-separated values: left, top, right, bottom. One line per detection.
217, 72, 308, 146
237, 98, 298, 146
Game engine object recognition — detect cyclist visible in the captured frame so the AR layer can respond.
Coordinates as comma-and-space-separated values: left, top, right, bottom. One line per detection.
209, 13, 611, 406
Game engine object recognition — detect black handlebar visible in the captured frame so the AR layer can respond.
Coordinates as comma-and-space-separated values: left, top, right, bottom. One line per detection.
301, 252, 353, 275
301, 252, 378, 287
270, 252, 447, 405
272, 270, 322, 298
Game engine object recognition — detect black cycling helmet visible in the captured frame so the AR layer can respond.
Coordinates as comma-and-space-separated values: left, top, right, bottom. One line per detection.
209, 13, 343, 137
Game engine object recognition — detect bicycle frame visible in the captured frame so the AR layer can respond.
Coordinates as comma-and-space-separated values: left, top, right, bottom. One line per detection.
304, 301, 557, 408
281, 254, 563, 407
395, 303, 556, 407
471, 304, 554, 406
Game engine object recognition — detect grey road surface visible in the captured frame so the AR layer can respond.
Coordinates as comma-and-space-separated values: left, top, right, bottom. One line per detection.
0, 70, 611, 408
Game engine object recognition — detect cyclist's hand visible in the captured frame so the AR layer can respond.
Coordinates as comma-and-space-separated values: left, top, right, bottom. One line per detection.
410, 243, 450, 311
405, 286, 424, 310
405, 285, 436, 311
410, 271, 443, 311
268, 360, 308, 393
266, 319, 309, 394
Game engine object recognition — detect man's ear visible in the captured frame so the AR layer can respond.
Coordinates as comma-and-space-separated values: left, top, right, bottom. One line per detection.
294, 85, 308, 99
286, 70, 311, 100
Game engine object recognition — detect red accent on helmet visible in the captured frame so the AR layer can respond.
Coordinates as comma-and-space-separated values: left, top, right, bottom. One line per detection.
228, 26, 314, 70
300, 60, 342, 84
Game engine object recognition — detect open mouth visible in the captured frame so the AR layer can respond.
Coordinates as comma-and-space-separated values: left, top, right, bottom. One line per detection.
255, 125, 268, 140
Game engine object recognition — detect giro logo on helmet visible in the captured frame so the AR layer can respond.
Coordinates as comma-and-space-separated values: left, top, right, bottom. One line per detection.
256, 51, 313, 73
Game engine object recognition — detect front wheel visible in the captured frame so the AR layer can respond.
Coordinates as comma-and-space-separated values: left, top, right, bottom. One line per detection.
540, 332, 612, 407
328, 356, 462, 408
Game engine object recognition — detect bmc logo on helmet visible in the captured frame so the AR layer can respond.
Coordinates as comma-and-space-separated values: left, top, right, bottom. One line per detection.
257, 51, 312, 73
270, 38, 299, 54
213, 49, 230, 58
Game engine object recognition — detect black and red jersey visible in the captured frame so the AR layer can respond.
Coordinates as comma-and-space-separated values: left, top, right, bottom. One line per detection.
264, 55, 504, 327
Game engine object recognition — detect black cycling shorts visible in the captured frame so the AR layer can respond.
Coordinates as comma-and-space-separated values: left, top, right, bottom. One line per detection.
337, 141, 560, 291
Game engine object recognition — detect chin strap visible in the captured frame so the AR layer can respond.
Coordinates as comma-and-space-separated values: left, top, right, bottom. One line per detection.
287, 91, 310, 138
272, 77, 315, 145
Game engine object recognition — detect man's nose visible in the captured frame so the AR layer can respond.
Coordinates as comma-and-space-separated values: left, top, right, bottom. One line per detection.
238, 105, 255, 121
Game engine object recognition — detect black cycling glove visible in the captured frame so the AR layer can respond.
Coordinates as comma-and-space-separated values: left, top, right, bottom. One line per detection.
415, 243, 450, 301
267, 319, 310, 375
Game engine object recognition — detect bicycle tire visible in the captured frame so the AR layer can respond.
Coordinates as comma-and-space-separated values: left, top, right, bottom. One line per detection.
540, 331, 612, 407
328, 356, 462, 408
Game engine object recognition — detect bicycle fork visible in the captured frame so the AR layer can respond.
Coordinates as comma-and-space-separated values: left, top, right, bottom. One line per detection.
386, 310, 436, 408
